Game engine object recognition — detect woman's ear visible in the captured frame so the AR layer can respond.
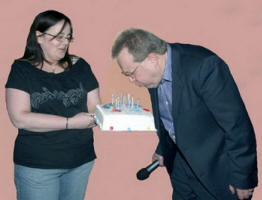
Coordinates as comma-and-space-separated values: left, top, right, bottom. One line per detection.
36, 31, 43, 44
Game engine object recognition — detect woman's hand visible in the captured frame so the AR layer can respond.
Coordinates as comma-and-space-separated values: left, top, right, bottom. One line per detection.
68, 112, 96, 129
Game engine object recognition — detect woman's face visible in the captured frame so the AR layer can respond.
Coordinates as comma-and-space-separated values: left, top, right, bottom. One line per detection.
37, 20, 72, 63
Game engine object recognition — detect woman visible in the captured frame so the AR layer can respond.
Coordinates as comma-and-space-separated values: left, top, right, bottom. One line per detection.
5, 10, 101, 200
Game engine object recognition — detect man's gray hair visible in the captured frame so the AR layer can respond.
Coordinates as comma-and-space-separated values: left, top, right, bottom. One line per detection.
112, 28, 167, 62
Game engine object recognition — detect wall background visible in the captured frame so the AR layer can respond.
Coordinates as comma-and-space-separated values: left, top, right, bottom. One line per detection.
0, 0, 261, 199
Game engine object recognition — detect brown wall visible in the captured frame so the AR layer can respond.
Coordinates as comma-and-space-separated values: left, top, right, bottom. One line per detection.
0, 1, 261, 199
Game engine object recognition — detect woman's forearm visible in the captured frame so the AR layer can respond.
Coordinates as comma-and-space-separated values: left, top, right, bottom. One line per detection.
6, 88, 97, 132
10, 111, 96, 132
11, 111, 67, 132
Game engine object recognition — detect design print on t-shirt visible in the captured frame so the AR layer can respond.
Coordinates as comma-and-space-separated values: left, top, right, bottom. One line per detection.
31, 83, 86, 109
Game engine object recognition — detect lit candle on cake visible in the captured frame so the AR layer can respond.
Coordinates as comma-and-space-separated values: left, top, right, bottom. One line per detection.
127, 94, 131, 109
136, 99, 140, 108
123, 95, 126, 106
117, 97, 120, 110
120, 93, 123, 106
111, 94, 114, 105
115, 98, 117, 110
122, 94, 126, 110
131, 96, 134, 109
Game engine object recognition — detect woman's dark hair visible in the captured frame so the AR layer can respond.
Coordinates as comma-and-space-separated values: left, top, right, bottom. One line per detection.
18, 10, 73, 69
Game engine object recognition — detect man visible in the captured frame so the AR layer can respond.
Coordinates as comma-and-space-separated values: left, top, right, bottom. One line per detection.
111, 28, 258, 200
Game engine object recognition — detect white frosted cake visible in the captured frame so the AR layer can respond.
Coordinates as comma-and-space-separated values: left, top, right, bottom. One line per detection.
95, 101, 156, 132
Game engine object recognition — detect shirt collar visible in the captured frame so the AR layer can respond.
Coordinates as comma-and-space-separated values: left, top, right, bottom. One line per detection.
161, 44, 172, 82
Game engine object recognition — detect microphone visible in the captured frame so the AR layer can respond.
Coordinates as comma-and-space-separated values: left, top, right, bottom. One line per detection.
136, 160, 160, 180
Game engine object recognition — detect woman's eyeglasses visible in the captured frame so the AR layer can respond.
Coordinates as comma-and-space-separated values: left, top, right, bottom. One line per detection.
42, 32, 74, 43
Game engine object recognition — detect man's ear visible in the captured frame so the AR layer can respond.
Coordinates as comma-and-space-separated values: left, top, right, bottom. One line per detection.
147, 53, 160, 63
36, 31, 43, 44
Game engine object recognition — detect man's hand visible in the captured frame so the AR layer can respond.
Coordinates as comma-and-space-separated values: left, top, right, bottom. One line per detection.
229, 185, 254, 200
152, 153, 164, 166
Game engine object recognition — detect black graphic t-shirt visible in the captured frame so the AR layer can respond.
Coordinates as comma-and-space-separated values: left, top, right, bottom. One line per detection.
5, 58, 99, 169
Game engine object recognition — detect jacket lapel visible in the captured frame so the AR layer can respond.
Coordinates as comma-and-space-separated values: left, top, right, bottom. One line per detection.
149, 88, 160, 131
171, 44, 184, 121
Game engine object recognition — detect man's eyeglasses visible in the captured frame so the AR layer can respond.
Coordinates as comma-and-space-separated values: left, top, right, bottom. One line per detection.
42, 32, 74, 43
121, 65, 140, 77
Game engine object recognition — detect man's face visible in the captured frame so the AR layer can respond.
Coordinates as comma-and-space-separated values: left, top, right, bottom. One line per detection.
116, 48, 162, 88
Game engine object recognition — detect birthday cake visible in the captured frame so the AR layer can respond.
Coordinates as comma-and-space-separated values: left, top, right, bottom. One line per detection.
95, 94, 156, 131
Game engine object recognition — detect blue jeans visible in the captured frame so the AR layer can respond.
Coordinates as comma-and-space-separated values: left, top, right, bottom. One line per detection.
14, 161, 94, 200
